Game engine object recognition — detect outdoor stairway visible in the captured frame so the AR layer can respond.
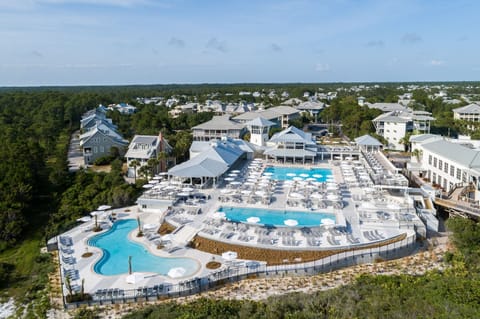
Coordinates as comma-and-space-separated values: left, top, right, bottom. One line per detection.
172, 224, 199, 245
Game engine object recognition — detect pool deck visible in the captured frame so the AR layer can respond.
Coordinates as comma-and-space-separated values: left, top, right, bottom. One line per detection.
58, 157, 422, 297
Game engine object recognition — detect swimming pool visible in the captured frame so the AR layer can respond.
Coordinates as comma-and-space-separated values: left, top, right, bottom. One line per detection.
88, 219, 198, 276
218, 206, 336, 227
263, 166, 332, 182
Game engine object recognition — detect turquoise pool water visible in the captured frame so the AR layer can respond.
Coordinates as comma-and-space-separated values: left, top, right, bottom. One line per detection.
263, 166, 332, 182
219, 206, 336, 227
88, 219, 198, 276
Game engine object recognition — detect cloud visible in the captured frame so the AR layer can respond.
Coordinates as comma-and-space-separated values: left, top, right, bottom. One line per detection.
168, 37, 185, 48
270, 43, 282, 52
401, 33, 422, 44
205, 37, 228, 53
365, 40, 384, 48
430, 59, 445, 66
315, 63, 330, 72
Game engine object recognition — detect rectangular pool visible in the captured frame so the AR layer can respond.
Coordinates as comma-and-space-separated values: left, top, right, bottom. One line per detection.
218, 206, 336, 227
263, 166, 332, 182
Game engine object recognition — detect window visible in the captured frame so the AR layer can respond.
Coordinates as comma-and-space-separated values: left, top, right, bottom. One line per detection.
450, 165, 455, 177
438, 160, 443, 171
93, 146, 98, 153
457, 168, 461, 180
463, 171, 467, 183
432, 172, 436, 182
444, 162, 449, 173
428, 155, 432, 165
100, 146, 104, 153
433, 157, 437, 168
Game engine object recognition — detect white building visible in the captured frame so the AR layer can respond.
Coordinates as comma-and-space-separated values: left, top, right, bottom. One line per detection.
453, 103, 480, 125
372, 110, 435, 151
125, 133, 172, 177
411, 136, 480, 196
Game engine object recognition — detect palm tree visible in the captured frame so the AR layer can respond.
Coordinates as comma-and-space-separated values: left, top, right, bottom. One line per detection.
129, 159, 140, 183
147, 157, 160, 177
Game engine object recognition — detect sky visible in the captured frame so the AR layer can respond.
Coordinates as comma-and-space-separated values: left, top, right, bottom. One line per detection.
1, 0, 479, 86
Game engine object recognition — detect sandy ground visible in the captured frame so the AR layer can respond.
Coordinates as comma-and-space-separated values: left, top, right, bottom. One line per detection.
46, 235, 450, 319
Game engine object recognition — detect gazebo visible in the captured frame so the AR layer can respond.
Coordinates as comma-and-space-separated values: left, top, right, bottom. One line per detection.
354, 134, 383, 153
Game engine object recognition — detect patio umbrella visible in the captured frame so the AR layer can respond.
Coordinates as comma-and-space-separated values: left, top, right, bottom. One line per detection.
299, 173, 309, 178
224, 177, 235, 181
90, 210, 104, 217
312, 174, 323, 178
76, 216, 92, 222
143, 223, 158, 231
221, 251, 238, 261
231, 170, 241, 173
292, 177, 303, 181
289, 192, 304, 199
263, 172, 273, 176
321, 218, 335, 226
255, 190, 267, 197
182, 187, 195, 192
246, 216, 260, 223
230, 181, 242, 185
286, 173, 297, 177
142, 183, 154, 189
284, 219, 299, 226
212, 211, 226, 219
148, 179, 159, 184
168, 267, 186, 278
177, 192, 190, 197
97, 205, 112, 211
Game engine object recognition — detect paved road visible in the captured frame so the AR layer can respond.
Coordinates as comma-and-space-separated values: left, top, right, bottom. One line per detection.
68, 130, 84, 172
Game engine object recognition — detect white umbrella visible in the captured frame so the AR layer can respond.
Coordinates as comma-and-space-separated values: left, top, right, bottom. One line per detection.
143, 223, 158, 231
228, 173, 238, 177
148, 179, 159, 184
230, 181, 242, 185
90, 210, 104, 217
321, 218, 335, 225
224, 177, 235, 181
159, 172, 169, 175
246, 216, 260, 223
76, 216, 92, 222
212, 211, 226, 219
289, 192, 304, 199
168, 267, 186, 278
255, 190, 267, 196
263, 172, 273, 176
312, 174, 323, 178
182, 187, 195, 192
97, 205, 111, 211
231, 170, 241, 173
221, 251, 238, 261
286, 173, 297, 177
299, 173, 309, 178
142, 184, 154, 189
292, 177, 303, 181
221, 188, 233, 194
284, 219, 299, 226
326, 194, 340, 200
241, 190, 252, 195
311, 193, 324, 199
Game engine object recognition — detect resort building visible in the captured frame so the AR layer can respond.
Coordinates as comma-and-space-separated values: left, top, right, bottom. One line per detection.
294, 101, 325, 122
372, 110, 435, 151
233, 105, 300, 129
108, 103, 137, 115
409, 134, 480, 195
244, 117, 275, 147
79, 105, 128, 165
79, 127, 128, 165
264, 126, 317, 163
125, 133, 172, 178
354, 134, 383, 153
453, 103, 480, 130
192, 115, 246, 141
366, 102, 410, 113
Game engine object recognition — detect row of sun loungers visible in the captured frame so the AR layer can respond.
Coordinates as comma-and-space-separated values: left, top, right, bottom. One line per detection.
94, 288, 125, 299
282, 236, 301, 246
327, 235, 340, 245
363, 230, 385, 241
237, 234, 252, 242
168, 216, 193, 225
59, 236, 73, 246
63, 268, 79, 280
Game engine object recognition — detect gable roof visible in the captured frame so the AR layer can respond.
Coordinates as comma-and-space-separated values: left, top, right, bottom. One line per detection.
422, 139, 480, 169
192, 115, 244, 130
354, 134, 383, 146
269, 126, 315, 144
453, 103, 480, 114
233, 106, 300, 122
245, 117, 275, 127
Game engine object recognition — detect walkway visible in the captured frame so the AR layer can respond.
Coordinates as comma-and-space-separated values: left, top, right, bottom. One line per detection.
67, 130, 84, 172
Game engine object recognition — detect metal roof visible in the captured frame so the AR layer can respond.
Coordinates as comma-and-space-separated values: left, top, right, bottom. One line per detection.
422, 139, 480, 169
